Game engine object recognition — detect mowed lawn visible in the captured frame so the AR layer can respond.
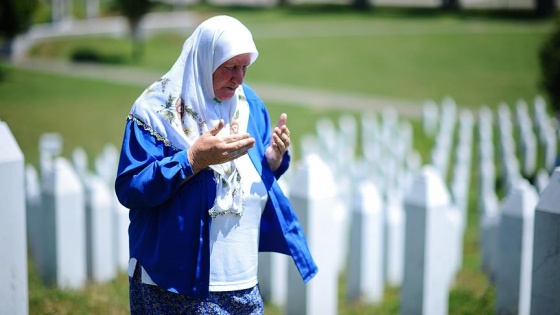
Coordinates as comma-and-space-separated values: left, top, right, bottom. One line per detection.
2, 6, 555, 314
30, 8, 553, 108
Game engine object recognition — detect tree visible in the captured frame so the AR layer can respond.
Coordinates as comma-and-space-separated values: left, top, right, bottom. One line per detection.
113, 0, 154, 61
535, 0, 556, 17
539, 17, 560, 117
352, 0, 372, 11
0, 0, 39, 58
441, 0, 460, 11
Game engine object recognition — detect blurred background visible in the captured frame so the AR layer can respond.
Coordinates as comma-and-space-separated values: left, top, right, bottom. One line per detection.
0, 0, 559, 314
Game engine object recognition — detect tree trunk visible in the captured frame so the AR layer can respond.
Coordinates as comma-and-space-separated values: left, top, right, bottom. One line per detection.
441, 0, 460, 10
353, 0, 372, 10
0, 38, 14, 60
535, 0, 556, 17
130, 19, 144, 62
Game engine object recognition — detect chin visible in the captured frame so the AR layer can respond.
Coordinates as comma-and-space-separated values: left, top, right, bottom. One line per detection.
218, 93, 234, 101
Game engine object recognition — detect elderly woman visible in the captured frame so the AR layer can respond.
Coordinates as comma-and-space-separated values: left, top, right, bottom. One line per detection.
115, 15, 318, 314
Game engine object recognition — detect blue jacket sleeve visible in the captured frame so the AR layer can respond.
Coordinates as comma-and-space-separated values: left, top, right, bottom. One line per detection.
115, 118, 195, 209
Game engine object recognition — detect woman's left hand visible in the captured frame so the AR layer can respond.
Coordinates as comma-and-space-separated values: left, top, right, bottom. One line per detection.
266, 113, 291, 172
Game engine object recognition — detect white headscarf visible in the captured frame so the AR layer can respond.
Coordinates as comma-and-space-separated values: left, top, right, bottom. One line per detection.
129, 15, 259, 217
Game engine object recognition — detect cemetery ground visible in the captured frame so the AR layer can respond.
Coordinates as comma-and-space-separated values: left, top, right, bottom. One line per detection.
0, 7, 555, 314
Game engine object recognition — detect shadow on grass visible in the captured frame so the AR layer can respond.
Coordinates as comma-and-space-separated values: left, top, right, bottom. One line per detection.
70, 47, 128, 65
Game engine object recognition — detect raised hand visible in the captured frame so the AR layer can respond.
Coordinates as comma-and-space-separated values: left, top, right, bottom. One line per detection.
188, 120, 255, 173
265, 113, 291, 171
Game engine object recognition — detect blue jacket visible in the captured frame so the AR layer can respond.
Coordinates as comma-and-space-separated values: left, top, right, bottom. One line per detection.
115, 84, 318, 298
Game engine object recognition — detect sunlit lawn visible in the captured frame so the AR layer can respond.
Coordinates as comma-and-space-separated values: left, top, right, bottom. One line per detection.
29, 6, 554, 109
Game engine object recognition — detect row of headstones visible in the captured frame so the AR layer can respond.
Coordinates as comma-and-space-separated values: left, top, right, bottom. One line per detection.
478, 167, 560, 315
298, 110, 421, 283
258, 154, 466, 315
257, 102, 466, 314
0, 122, 131, 315
475, 98, 560, 314
477, 97, 556, 286
262, 96, 560, 314
25, 133, 127, 290
3, 95, 556, 314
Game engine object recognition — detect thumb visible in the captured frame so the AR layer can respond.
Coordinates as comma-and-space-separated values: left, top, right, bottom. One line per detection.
277, 113, 288, 127
208, 119, 225, 136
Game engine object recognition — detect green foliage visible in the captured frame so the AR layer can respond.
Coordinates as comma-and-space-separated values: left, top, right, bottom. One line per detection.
0, 0, 39, 40
112, 0, 153, 25
0, 61, 6, 81
70, 47, 127, 65
539, 16, 560, 114
112, 0, 154, 61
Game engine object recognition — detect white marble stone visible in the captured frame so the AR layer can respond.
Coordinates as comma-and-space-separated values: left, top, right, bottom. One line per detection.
519, 129, 537, 177
95, 143, 119, 186
347, 180, 384, 304
478, 106, 494, 145
338, 114, 357, 162
531, 167, 560, 315
113, 195, 129, 272
401, 166, 453, 315
496, 179, 537, 315
286, 154, 338, 315
385, 188, 405, 287
532, 95, 549, 143
479, 191, 500, 283
299, 134, 320, 159
315, 118, 337, 163
422, 100, 439, 137
72, 146, 89, 180
25, 164, 44, 276
361, 111, 379, 164
258, 252, 288, 307
535, 168, 550, 193
0, 121, 28, 315
85, 175, 116, 283
39, 132, 63, 179
543, 128, 557, 172
41, 157, 87, 289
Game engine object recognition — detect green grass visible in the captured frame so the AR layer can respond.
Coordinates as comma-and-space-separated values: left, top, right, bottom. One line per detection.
29, 7, 555, 110
4, 5, 557, 314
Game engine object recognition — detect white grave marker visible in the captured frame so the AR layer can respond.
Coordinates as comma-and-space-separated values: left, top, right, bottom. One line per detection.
496, 179, 537, 315
286, 154, 338, 315
531, 167, 560, 315
0, 121, 28, 315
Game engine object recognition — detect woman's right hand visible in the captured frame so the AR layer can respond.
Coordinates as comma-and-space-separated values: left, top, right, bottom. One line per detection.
187, 120, 255, 173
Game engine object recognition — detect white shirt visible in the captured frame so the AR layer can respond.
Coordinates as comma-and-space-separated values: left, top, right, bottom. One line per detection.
208, 153, 268, 291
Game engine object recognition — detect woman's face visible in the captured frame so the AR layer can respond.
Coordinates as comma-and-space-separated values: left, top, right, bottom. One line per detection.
213, 53, 251, 101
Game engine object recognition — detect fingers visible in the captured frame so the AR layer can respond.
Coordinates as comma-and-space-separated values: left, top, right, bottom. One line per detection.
277, 113, 287, 127
220, 136, 255, 161
271, 131, 290, 155
208, 119, 225, 136
225, 138, 255, 153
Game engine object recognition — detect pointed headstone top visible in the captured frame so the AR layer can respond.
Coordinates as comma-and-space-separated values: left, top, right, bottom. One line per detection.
536, 167, 560, 214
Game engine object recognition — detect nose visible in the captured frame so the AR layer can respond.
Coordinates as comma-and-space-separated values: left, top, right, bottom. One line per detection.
231, 68, 245, 85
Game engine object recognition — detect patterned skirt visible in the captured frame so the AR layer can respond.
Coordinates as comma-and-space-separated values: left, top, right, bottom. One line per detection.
129, 263, 264, 315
